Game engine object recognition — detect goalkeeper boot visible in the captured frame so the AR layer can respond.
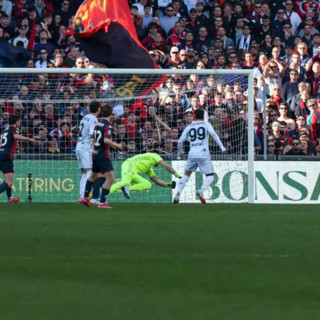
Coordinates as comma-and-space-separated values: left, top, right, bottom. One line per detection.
121, 186, 130, 199
8, 197, 20, 203
173, 195, 180, 204
196, 190, 206, 204
97, 203, 112, 209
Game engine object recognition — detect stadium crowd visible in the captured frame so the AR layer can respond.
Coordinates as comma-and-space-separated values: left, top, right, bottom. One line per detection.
0, 0, 320, 158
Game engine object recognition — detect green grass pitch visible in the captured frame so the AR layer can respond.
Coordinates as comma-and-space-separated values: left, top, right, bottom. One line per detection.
1, 203, 320, 320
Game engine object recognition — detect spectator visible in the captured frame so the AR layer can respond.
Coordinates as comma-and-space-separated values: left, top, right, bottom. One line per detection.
55, 0, 73, 26
237, 24, 252, 51
0, 11, 13, 39
166, 21, 184, 49
34, 29, 55, 59
285, 138, 304, 155
12, 0, 34, 29
160, 4, 179, 35
281, 69, 300, 104
9, 24, 29, 48
35, 48, 54, 68
306, 99, 320, 139
278, 102, 296, 131
63, 46, 80, 67
291, 89, 310, 119
263, 60, 284, 97
283, 0, 301, 35
299, 133, 316, 155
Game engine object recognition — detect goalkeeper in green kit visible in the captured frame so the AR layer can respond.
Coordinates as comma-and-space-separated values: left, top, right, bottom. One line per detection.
110, 152, 181, 199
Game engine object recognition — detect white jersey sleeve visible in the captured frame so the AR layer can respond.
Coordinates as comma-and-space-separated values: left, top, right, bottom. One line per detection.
178, 121, 226, 158
77, 114, 98, 145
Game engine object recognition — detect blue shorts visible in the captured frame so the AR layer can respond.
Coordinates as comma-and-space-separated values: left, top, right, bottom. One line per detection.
0, 157, 14, 174
92, 156, 113, 173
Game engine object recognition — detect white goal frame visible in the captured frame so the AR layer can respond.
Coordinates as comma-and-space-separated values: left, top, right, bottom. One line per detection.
0, 68, 254, 203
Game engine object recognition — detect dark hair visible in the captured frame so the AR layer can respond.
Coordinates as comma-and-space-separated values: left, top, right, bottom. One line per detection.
100, 104, 113, 117
148, 22, 158, 30
89, 101, 101, 113
9, 114, 20, 125
194, 108, 205, 120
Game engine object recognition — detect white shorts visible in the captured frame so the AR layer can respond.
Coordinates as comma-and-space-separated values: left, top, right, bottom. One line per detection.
185, 157, 213, 175
76, 143, 92, 169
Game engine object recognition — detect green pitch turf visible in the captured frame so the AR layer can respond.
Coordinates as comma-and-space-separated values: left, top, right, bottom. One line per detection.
1, 203, 320, 320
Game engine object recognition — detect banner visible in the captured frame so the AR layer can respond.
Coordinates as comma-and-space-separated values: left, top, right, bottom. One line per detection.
0, 160, 172, 203
171, 161, 320, 204
2, 161, 318, 203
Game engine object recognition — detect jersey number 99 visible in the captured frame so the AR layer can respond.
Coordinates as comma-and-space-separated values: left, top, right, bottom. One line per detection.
189, 127, 205, 142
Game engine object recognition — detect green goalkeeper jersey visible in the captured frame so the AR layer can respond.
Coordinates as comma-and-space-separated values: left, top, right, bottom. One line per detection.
127, 153, 162, 177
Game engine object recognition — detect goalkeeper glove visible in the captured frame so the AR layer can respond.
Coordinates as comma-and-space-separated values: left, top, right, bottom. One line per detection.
174, 172, 182, 178
167, 181, 176, 189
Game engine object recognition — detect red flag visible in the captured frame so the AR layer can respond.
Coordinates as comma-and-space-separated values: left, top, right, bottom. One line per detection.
73, 0, 165, 110
73, 0, 158, 69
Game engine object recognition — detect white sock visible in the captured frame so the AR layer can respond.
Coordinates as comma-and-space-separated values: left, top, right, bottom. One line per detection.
176, 175, 189, 196
79, 174, 86, 198
200, 175, 214, 193
79, 171, 92, 198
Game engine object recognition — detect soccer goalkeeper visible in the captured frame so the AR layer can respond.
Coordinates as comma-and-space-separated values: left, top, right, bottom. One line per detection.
110, 152, 181, 199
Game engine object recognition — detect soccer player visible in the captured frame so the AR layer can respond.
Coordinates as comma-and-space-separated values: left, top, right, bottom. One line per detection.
76, 101, 100, 202
79, 105, 122, 209
109, 152, 181, 198
0, 115, 37, 203
174, 109, 227, 204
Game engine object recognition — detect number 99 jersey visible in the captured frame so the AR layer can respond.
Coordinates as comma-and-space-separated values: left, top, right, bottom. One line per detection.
92, 119, 112, 159
178, 121, 226, 159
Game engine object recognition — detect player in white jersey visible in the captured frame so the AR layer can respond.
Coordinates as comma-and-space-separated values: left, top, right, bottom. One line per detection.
76, 101, 100, 202
174, 109, 227, 204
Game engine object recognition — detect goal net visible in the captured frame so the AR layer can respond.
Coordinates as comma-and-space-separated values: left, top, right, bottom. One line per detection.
0, 68, 254, 203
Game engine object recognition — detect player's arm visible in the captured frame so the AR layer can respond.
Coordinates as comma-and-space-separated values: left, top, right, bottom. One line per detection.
14, 133, 37, 144
158, 160, 181, 178
207, 124, 227, 153
150, 175, 176, 188
104, 138, 122, 149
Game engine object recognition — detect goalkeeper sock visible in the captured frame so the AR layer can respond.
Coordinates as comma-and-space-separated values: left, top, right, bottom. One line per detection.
200, 175, 214, 192
92, 177, 105, 199
6, 187, 12, 199
0, 182, 9, 194
177, 175, 189, 196
84, 180, 94, 198
100, 188, 110, 204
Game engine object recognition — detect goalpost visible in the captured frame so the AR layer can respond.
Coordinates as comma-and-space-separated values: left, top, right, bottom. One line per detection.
0, 68, 254, 203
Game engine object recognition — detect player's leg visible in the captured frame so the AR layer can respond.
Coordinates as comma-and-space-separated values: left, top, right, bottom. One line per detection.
174, 158, 197, 203
98, 170, 114, 208
98, 159, 115, 209
79, 168, 92, 201
84, 171, 98, 198
77, 147, 92, 200
130, 174, 152, 191
109, 160, 133, 194
197, 158, 214, 204
90, 174, 105, 204
1, 160, 19, 203
80, 162, 98, 206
